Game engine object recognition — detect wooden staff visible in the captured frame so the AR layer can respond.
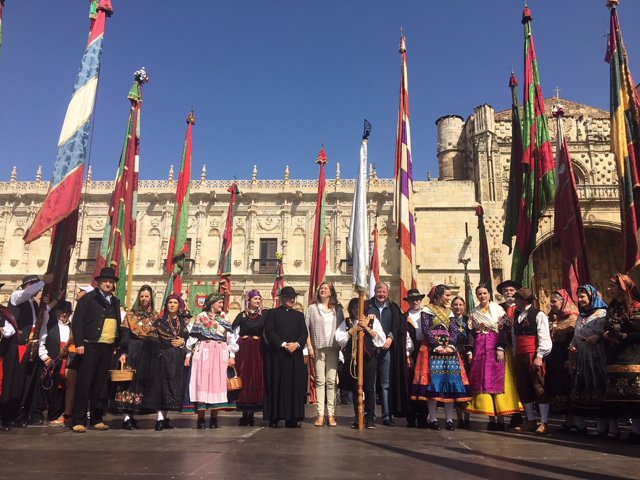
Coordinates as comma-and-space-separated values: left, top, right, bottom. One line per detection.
357, 290, 365, 430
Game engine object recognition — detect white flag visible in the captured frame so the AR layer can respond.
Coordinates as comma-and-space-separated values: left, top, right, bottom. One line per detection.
348, 137, 370, 292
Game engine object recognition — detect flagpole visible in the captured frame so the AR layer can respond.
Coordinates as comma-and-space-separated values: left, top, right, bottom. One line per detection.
357, 290, 365, 430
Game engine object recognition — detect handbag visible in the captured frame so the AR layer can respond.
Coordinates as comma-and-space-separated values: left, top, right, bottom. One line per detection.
226, 366, 243, 391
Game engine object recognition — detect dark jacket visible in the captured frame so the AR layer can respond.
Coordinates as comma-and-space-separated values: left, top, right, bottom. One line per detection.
72, 289, 121, 348
368, 297, 409, 417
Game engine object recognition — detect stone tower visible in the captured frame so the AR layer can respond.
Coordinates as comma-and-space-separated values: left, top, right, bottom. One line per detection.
436, 115, 465, 180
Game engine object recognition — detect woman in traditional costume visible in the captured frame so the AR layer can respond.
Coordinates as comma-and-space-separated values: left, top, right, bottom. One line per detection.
411, 284, 472, 431
450, 296, 472, 429
155, 294, 189, 430
113, 285, 160, 429
232, 289, 266, 426
546, 290, 578, 425
465, 284, 521, 431
603, 274, 640, 443
306, 282, 343, 427
184, 293, 237, 429
569, 284, 608, 436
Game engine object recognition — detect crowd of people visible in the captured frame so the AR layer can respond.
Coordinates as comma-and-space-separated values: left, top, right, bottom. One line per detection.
1, 267, 639, 445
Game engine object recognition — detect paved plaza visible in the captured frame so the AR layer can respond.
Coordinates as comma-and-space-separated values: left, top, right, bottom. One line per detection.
0, 404, 638, 479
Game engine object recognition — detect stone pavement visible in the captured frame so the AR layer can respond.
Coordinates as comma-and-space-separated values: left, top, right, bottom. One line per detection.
1, 405, 638, 480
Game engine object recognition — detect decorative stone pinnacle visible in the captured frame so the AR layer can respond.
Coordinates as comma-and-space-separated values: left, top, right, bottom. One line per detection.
284, 165, 290, 181
168, 164, 175, 182
201, 164, 207, 181
35, 166, 42, 182
252, 165, 258, 182
335, 162, 341, 180
368, 163, 374, 179
10, 166, 17, 182
87, 165, 93, 183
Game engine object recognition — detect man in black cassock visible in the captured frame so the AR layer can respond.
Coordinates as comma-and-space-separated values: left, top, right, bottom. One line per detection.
1, 285, 21, 431
263, 286, 308, 428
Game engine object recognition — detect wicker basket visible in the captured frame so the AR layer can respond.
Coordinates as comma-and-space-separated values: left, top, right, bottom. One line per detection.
110, 361, 135, 382
227, 366, 243, 391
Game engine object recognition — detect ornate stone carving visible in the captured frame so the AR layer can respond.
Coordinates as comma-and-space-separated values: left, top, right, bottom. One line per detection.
257, 217, 281, 232
294, 259, 302, 267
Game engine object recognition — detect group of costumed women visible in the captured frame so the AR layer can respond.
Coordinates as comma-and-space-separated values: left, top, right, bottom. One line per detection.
405, 275, 640, 442
112, 286, 266, 430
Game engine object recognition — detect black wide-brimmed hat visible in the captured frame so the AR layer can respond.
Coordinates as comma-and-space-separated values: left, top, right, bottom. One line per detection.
496, 280, 522, 294
403, 288, 426, 301
94, 267, 119, 282
514, 287, 535, 302
20, 274, 41, 288
57, 301, 73, 314
279, 286, 298, 298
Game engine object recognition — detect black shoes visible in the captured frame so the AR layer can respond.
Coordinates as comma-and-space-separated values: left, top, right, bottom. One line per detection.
163, 419, 174, 430
445, 421, 455, 431
209, 417, 219, 429
428, 421, 441, 431
268, 421, 280, 428
365, 418, 376, 429
123, 419, 134, 430
154, 420, 164, 431
197, 419, 206, 429
382, 418, 396, 427
239, 412, 255, 426
284, 420, 301, 428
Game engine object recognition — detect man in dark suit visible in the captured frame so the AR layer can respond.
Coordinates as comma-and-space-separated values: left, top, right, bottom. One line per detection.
71, 267, 121, 433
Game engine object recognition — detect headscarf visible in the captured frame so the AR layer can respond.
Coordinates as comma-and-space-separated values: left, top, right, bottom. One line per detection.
203, 293, 225, 312
131, 285, 155, 317
576, 284, 608, 318
550, 289, 580, 318
164, 293, 186, 315
611, 274, 640, 312
245, 289, 263, 315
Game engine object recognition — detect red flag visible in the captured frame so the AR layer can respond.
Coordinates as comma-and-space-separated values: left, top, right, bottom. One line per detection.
218, 182, 240, 312
552, 105, 590, 299
271, 255, 285, 308
308, 146, 328, 304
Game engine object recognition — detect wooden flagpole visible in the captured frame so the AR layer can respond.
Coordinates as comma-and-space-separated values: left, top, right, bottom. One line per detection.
125, 247, 135, 309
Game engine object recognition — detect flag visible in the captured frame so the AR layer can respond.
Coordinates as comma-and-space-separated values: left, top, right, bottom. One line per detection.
218, 182, 240, 312
607, 4, 640, 272
93, 69, 148, 303
502, 73, 524, 254
368, 223, 380, 298
271, 253, 285, 308
393, 34, 417, 311
164, 111, 195, 302
464, 270, 475, 315
476, 205, 493, 294
552, 105, 591, 299
24, 0, 113, 243
308, 146, 328, 303
0, 1, 5, 51
189, 281, 216, 312
348, 121, 371, 293
510, 6, 557, 286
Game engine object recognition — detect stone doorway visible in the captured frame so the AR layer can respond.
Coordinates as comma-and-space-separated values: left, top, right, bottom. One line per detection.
531, 227, 622, 304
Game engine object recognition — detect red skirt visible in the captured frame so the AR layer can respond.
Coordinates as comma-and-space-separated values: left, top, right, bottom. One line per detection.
236, 337, 265, 410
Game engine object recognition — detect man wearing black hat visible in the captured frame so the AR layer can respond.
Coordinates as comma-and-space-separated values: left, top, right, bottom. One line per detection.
512, 288, 552, 434
8, 273, 51, 427
70, 267, 121, 433
39, 301, 73, 426
263, 286, 308, 428
403, 289, 428, 428
496, 279, 524, 430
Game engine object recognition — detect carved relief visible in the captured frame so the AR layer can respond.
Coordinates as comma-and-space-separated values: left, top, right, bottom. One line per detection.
257, 217, 281, 232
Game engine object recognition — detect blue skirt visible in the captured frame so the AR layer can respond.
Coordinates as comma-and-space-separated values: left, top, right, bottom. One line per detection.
412, 353, 472, 403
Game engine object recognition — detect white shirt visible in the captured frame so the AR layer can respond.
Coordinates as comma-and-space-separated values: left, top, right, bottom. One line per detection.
1, 322, 16, 338
514, 305, 552, 358
38, 320, 71, 361
335, 318, 385, 349
10, 280, 45, 327
407, 309, 425, 342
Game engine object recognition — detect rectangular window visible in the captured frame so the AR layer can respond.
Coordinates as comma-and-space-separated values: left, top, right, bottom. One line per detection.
258, 238, 278, 274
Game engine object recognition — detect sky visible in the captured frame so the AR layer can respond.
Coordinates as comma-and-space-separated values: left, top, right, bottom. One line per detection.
1, 0, 639, 183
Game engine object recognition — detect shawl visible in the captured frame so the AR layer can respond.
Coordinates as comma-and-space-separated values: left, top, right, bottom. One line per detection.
470, 301, 506, 334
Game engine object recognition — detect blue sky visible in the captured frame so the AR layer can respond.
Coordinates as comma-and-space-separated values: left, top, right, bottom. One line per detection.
1, 0, 639, 182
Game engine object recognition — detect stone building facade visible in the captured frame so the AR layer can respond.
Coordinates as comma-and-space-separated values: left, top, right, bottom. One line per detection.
0, 97, 622, 314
